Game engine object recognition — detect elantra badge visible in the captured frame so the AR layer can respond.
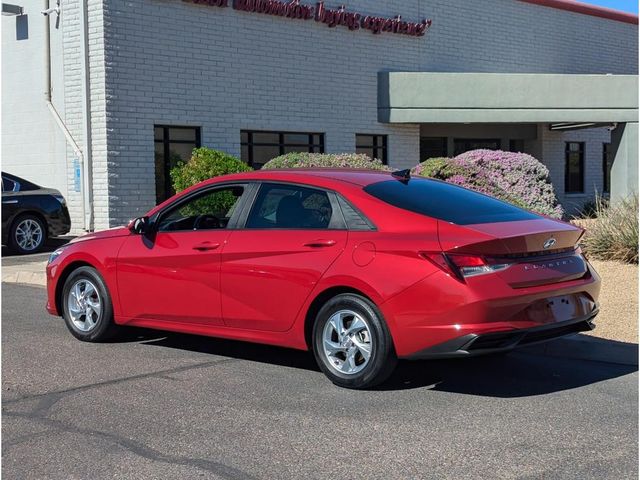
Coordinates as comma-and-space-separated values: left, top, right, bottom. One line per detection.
543, 238, 557, 250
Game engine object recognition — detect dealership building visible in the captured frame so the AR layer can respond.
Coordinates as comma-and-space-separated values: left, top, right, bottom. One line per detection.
2, 0, 638, 232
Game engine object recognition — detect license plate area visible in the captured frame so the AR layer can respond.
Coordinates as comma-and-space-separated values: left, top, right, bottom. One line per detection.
526, 293, 595, 324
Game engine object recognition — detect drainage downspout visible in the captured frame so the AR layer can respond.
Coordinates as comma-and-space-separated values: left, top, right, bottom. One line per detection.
44, 0, 93, 231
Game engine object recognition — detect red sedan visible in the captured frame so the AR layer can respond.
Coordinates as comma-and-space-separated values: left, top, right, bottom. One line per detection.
46, 169, 600, 388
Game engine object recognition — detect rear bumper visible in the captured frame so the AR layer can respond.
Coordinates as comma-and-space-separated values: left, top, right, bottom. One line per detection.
47, 204, 71, 237
406, 310, 598, 359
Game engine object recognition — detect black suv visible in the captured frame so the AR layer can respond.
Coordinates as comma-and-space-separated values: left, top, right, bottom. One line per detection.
2, 172, 72, 254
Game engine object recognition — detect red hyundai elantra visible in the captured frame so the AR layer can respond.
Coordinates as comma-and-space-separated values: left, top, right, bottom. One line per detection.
46, 169, 600, 388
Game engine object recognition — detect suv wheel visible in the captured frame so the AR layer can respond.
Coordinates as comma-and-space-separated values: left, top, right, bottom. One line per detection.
312, 293, 397, 389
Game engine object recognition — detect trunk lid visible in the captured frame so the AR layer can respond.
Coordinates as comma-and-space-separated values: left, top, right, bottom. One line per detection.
438, 218, 588, 287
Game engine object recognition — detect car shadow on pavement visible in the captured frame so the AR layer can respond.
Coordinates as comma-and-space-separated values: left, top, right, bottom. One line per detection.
137, 331, 638, 397
137, 331, 321, 372
379, 348, 637, 396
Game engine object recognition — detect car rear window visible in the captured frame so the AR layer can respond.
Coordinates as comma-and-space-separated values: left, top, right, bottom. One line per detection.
363, 178, 540, 225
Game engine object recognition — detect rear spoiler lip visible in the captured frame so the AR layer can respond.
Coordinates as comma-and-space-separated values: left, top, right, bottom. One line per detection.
437, 218, 584, 256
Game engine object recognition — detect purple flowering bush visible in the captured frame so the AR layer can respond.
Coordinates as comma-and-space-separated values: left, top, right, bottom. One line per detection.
413, 150, 563, 218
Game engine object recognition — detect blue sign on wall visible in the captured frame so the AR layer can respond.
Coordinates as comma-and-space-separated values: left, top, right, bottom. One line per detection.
73, 159, 81, 192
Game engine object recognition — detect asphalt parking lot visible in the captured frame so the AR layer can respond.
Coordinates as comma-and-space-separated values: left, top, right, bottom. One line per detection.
2, 282, 638, 479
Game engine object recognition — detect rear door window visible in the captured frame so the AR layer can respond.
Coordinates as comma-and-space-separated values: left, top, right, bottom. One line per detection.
2, 176, 17, 192
246, 183, 337, 229
363, 179, 540, 225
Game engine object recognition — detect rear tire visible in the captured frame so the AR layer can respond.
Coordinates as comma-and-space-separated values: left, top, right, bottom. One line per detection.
61, 266, 119, 342
312, 293, 397, 389
9, 214, 47, 254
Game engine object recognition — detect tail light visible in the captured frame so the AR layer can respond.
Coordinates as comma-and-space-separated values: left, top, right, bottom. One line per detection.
420, 252, 511, 281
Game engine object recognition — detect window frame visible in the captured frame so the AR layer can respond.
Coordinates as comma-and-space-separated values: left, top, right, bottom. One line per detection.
154, 125, 202, 204
453, 138, 501, 156
603, 142, 612, 194
565, 142, 585, 194
355, 134, 388, 165
240, 130, 325, 169
150, 182, 255, 233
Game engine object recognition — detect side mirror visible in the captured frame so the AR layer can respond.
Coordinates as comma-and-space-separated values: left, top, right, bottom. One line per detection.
128, 216, 149, 235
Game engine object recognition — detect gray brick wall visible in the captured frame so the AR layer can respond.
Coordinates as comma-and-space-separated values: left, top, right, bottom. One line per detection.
537, 125, 611, 216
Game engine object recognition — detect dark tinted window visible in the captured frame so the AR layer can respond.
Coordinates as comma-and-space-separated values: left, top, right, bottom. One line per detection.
2, 176, 17, 192
157, 186, 245, 232
420, 137, 447, 160
565, 142, 585, 193
246, 183, 334, 229
241, 131, 324, 170
356, 134, 388, 164
363, 179, 540, 225
154, 125, 202, 204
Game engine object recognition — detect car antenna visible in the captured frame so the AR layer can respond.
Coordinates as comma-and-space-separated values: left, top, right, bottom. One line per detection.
391, 169, 411, 184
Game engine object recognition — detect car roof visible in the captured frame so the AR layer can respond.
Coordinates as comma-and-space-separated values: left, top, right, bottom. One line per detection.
205, 168, 396, 188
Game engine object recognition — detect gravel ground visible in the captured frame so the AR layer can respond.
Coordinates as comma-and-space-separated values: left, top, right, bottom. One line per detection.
588, 259, 638, 344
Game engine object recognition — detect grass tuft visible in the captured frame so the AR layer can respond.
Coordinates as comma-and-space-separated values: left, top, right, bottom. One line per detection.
578, 195, 638, 264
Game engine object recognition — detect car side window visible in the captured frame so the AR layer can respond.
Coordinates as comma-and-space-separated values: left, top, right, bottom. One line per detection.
156, 185, 245, 232
246, 183, 333, 229
2, 176, 16, 192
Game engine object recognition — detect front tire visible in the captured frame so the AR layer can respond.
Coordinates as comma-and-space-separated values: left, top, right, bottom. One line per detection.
312, 293, 397, 389
9, 214, 47, 254
61, 266, 119, 342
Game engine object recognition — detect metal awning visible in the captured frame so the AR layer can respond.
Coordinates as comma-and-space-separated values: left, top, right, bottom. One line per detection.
378, 72, 639, 124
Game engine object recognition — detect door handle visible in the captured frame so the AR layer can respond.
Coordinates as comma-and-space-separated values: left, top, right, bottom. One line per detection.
193, 242, 221, 252
304, 239, 336, 248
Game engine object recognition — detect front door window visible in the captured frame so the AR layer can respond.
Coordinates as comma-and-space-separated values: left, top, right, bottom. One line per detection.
157, 185, 245, 232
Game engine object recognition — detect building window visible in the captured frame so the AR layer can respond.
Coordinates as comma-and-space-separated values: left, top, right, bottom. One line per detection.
420, 137, 447, 160
509, 139, 525, 153
356, 134, 388, 164
565, 142, 585, 194
154, 125, 201, 204
454, 139, 501, 156
603, 143, 613, 194
241, 131, 324, 169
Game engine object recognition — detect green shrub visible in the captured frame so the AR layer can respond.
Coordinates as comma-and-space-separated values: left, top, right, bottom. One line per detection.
262, 152, 390, 170
414, 157, 467, 179
170, 147, 252, 216
580, 195, 638, 264
170, 147, 252, 192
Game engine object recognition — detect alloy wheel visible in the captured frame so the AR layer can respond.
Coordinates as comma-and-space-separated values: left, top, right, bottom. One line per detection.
67, 279, 102, 332
15, 218, 43, 252
322, 309, 373, 375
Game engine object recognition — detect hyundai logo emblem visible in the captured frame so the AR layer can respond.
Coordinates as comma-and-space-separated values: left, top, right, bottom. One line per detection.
543, 238, 557, 250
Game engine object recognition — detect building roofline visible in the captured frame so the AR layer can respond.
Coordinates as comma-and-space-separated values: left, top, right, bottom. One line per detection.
517, 0, 639, 25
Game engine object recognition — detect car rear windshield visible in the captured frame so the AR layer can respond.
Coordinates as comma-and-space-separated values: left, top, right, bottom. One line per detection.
363, 179, 540, 225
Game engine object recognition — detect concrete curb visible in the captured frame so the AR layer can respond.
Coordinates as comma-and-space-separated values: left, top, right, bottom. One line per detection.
521, 334, 639, 366
2, 261, 47, 287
